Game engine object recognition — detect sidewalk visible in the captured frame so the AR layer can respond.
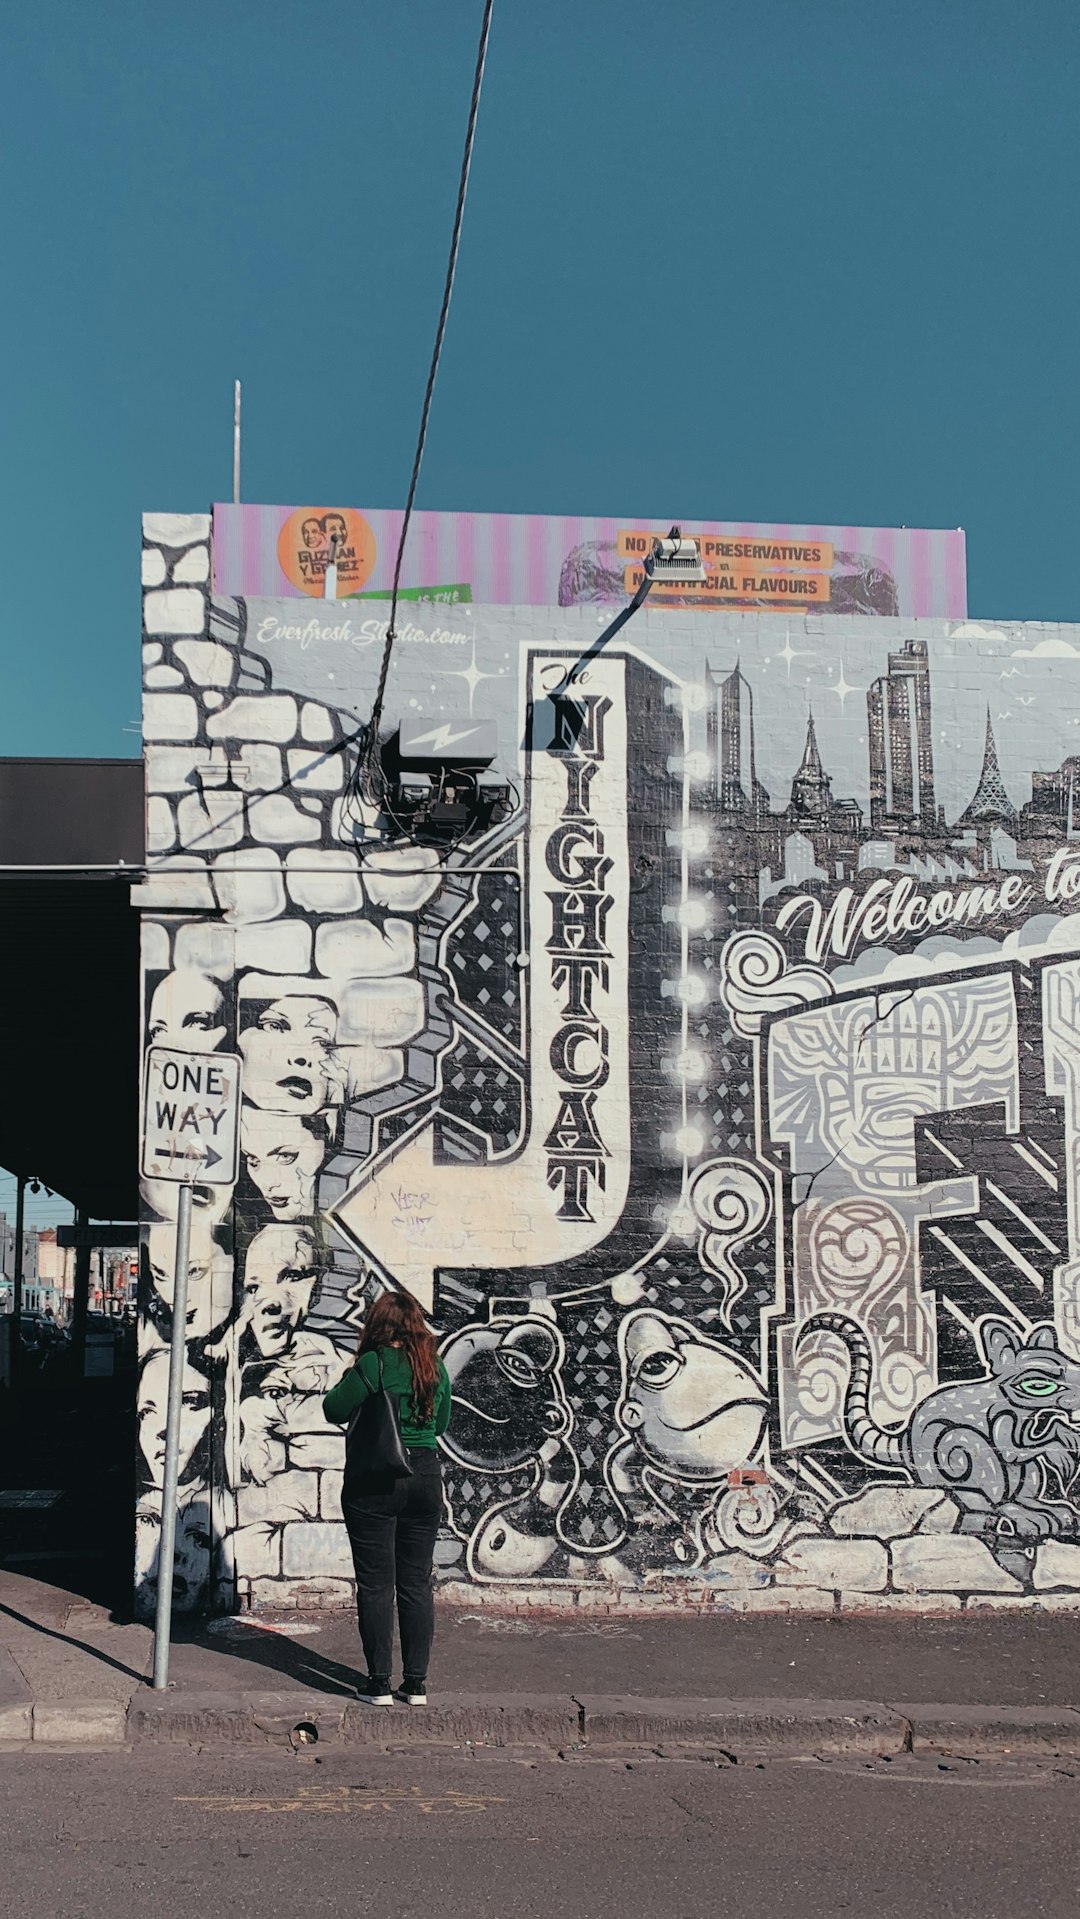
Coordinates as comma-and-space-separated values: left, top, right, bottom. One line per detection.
3, 1563, 1080, 1756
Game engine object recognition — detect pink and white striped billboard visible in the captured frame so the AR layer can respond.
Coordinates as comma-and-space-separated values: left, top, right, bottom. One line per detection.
212, 503, 966, 618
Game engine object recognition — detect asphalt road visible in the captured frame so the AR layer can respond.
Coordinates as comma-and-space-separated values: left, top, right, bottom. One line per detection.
5, 1745, 1080, 1919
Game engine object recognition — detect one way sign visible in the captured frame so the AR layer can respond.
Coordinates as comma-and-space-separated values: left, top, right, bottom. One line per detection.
141, 1048, 242, 1185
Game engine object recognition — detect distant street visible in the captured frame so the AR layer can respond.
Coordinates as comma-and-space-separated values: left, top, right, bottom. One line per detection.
5, 1745, 1080, 1919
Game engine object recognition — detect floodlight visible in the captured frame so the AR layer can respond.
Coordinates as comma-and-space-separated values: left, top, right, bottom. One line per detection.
649, 529, 707, 584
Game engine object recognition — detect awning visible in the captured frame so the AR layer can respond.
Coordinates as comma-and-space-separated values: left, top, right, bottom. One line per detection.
0, 760, 144, 1219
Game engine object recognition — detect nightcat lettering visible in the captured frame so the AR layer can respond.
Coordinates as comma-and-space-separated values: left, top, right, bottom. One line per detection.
543, 690, 614, 1222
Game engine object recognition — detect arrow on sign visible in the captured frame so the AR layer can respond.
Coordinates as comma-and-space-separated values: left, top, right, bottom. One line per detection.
156, 1139, 223, 1173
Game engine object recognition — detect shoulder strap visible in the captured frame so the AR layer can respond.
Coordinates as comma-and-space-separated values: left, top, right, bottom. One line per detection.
353, 1348, 382, 1401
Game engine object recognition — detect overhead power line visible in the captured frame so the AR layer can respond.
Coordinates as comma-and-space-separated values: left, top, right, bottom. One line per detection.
355, 0, 496, 810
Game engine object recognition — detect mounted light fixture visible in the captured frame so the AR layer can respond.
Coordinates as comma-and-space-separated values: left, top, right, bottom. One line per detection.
548, 526, 708, 702
648, 529, 707, 585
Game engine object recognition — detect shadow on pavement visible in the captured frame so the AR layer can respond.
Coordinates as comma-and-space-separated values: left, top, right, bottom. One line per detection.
176, 1620, 360, 1696
0, 1599, 146, 1683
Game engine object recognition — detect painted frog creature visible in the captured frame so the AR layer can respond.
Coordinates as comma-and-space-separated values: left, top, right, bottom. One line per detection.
602, 1311, 770, 1565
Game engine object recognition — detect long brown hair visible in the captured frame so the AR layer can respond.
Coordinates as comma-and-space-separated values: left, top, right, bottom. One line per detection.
358, 1292, 439, 1423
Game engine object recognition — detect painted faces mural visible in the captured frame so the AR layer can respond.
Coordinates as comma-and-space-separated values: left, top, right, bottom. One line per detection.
138, 509, 1080, 1612
238, 998, 344, 1113
147, 970, 228, 1051
240, 1112, 326, 1221
137, 1350, 211, 1486
146, 1218, 231, 1344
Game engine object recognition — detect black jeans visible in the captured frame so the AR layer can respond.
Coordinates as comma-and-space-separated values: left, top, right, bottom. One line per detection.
341, 1449, 443, 1681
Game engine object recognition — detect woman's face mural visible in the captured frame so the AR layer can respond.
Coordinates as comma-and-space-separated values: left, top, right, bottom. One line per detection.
135, 1496, 215, 1609
615, 1312, 767, 1481
241, 1110, 326, 1222
239, 997, 342, 1114
140, 1177, 231, 1229
138, 1351, 212, 1486
147, 1219, 231, 1342
440, 1317, 571, 1472
147, 970, 227, 1051
241, 1224, 319, 1359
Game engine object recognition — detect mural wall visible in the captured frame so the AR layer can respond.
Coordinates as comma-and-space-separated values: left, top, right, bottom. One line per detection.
137, 516, 1080, 1613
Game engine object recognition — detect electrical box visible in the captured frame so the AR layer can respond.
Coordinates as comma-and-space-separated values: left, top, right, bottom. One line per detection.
396, 718, 498, 768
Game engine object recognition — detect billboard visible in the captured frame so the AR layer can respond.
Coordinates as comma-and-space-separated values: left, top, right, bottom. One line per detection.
212, 503, 967, 618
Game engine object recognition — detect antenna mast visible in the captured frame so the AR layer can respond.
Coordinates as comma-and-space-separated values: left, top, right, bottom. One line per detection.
233, 379, 241, 504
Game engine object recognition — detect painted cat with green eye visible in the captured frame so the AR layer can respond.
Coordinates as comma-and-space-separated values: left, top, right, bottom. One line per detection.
799, 1312, 1080, 1543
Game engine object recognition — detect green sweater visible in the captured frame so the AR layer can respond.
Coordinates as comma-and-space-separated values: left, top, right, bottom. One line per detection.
322, 1345, 452, 1449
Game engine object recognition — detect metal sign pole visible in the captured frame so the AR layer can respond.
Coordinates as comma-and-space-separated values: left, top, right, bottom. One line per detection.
151, 1181, 193, 1691
11, 1171, 25, 1389
141, 1047, 240, 1673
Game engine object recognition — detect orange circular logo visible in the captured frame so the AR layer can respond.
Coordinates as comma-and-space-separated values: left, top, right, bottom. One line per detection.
277, 507, 377, 598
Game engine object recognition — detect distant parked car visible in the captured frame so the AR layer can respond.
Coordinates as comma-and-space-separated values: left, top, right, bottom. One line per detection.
16, 1312, 69, 1375
20, 1312, 67, 1347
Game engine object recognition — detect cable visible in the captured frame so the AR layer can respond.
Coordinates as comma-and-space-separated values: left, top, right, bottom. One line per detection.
354, 0, 495, 811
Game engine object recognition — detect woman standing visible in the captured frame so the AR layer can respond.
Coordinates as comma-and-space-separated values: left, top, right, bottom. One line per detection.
323, 1292, 451, 1705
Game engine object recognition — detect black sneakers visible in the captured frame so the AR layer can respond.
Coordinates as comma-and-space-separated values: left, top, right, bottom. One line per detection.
356, 1672, 427, 1705
356, 1674, 393, 1705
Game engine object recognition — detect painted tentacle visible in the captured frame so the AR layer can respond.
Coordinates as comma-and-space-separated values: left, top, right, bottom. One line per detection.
797, 1312, 910, 1469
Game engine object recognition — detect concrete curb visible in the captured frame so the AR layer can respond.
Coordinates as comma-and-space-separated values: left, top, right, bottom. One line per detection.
575, 1695, 908, 1755
6, 1688, 1080, 1757
0, 1647, 32, 1743
32, 1700, 128, 1745
892, 1702, 1080, 1757
126, 1689, 580, 1751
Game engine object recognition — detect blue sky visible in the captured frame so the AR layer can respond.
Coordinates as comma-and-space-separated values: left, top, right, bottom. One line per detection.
1, 0, 1078, 758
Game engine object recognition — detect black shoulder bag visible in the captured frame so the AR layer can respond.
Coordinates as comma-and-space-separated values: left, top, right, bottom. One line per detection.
344, 1350, 413, 1483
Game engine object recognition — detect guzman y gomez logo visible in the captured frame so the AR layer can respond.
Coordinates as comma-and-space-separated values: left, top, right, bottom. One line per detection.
255, 613, 469, 651
276, 507, 376, 598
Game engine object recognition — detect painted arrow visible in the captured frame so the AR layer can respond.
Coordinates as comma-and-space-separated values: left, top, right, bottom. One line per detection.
330, 651, 633, 1313
330, 1109, 631, 1314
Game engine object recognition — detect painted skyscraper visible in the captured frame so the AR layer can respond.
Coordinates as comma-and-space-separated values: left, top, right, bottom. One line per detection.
867, 636, 937, 834
707, 660, 771, 824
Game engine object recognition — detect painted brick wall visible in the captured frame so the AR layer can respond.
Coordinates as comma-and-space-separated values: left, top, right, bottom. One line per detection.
135, 526, 1080, 1615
